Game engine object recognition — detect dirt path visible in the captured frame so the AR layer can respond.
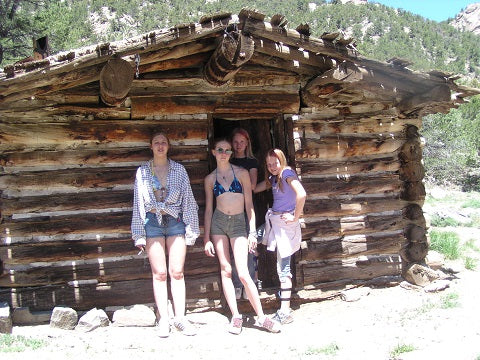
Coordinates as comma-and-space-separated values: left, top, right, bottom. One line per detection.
5, 257, 479, 360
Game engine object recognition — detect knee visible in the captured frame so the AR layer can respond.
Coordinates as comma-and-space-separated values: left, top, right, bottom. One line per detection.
170, 269, 184, 281
221, 264, 233, 279
152, 271, 168, 282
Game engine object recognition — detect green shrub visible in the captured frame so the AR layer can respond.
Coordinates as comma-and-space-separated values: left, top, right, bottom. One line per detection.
430, 230, 461, 260
461, 199, 480, 208
0, 334, 47, 353
430, 214, 461, 227
390, 343, 416, 358
440, 293, 460, 309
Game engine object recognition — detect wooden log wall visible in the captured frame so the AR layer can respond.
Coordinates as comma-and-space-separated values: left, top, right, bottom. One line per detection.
0, 102, 220, 310
293, 107, 426, 290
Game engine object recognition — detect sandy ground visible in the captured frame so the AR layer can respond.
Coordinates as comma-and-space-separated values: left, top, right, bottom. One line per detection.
4, 257, 479, 360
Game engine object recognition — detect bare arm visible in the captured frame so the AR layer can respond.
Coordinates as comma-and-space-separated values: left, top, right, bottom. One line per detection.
286, 177, 306, 222
249, 167, 258, 191
203, 174, 215, 257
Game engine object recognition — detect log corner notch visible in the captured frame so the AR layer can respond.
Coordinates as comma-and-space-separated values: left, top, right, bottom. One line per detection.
203, 30, 255, 86
99, 57, 135, 106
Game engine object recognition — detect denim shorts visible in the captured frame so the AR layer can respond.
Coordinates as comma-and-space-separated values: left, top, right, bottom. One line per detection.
276, 253, 292, 282
144, 212, 185, 238
210, 209, 247, 238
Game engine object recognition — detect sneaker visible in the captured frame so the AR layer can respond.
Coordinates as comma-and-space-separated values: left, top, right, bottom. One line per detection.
235, 288, 242, 300
157, 319, 170, 338
228, 316, 243, 335
173, 317, 197, 336
272, 310, 294, 325
255, 316, 281, 333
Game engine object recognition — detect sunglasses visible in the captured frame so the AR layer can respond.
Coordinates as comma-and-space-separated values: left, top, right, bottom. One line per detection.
216, 148, 233, 155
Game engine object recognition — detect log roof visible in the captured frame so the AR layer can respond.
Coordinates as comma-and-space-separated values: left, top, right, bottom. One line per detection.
1, 8, 479, 118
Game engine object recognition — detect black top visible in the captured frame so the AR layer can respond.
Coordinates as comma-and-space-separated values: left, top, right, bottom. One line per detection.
230, 157, 259, 171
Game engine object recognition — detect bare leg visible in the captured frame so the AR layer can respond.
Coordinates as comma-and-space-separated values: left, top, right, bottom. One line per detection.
231, 236, 265, 318
212, 235, 239, 317
146, 237, 169, 321
166, 234, 187, 318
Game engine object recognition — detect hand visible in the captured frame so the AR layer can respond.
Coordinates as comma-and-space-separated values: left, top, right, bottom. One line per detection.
137, 245, 145, 255
280, 213, 296, 224
248, 234, 257, 254
204, 241, 216, 257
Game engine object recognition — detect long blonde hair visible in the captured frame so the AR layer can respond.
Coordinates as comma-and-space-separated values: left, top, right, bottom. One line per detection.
265, 148, 289, 192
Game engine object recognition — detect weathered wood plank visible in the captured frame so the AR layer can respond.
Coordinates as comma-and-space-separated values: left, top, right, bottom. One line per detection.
303, 197, 412, 218
300, 255, 402, 285
301, 211, 406, 239
0, 250, 219, 287
0, 185, 205, 216
131, 93, 300, 118
0, 163, 208, 196
297, 137, 404, 160
300, 230, 407, 261
1, 210, 206, 243
297, 156, 400, 177
0, 146, 208, 171
0, 120, 208, 152
301, 174, 402, 197
0, 275, 221, 311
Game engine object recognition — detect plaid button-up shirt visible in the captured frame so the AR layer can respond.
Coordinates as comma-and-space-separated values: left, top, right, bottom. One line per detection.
131, 159, 199, 246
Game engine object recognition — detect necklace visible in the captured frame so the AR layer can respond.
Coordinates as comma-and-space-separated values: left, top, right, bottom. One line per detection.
150, 160, 169, 202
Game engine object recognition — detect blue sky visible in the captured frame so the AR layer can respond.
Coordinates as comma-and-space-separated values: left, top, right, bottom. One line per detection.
371, 0, 477, 22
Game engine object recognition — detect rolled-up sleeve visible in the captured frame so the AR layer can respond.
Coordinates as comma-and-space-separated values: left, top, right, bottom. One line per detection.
181, 167, 200, 245
131, 167, 147, 247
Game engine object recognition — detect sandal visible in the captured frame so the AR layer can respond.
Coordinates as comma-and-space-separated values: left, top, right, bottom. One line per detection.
228, 316, 243, 335
255, 316, 281, 333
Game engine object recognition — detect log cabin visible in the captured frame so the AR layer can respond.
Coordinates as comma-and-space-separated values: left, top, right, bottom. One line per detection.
1, 9, 479, 314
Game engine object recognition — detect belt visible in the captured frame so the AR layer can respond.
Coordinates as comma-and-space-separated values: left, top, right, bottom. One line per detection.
272, 210, 294, 215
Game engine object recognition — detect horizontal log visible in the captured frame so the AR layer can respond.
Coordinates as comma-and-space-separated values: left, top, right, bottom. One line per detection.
0, 235, 209, 265
400, 242, 428, 263
399, 140, 423, 163
297, 137, 404, 160
0, 145, 208, 171
1, 209, 207, 243
130, 92, 300, 117
0, 120, 207, 152
0, 250, 219, 287
0, 185, 205, 216
0, 163, 208, 196
301, 230, 407, 261
0, 275, 222, 311
300, 255, 402, 286
401, 181, 426, 201
303, 196, 410, 218
297, 156, 400, 177
296, 117, 420, 136
301, 211, 406, 239
301, 174, 402, 197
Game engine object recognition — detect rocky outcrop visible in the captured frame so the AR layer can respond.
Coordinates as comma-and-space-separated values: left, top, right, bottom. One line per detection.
450, 3, 480, 35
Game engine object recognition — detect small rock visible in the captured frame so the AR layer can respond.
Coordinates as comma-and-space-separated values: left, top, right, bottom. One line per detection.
340, 287, 371, 302
112, 304, 156, 327
12, 307, 51, 325
403, 263, 439, 286
0, 302, 12, 334
75, 308, 110, 332
50, 306, 78, 330
423, 279, 450, 292
399, 280, 423, 291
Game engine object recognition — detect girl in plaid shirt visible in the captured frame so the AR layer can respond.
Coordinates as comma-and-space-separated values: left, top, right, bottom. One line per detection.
132, 131, 199, 338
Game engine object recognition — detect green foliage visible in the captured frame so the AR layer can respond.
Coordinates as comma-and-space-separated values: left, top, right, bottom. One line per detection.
440, 292, 460, 309
304, 342, 339, 356
429, 230, 461, 260
422, 95, 480, 190
430, 214, 461, 227
462, 199, 480, 209
390, 343, 416, 358
0, 334, 47, 353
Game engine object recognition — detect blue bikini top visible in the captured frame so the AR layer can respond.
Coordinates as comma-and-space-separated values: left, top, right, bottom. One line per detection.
213, 166, 243, 197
